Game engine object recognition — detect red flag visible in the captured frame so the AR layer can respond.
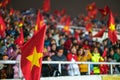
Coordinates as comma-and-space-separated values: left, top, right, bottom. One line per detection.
88, 8, 97, 19
99, 6, 109, 17
60, 8, 66, 16
14, 28, 24, 47
108, 11, 118, 44
0, 16, 6, 37
102, 48, 107, 58
42, 0, 50, 12
93, 27, 106, 38
1, 0, 10, 8
83, 16, 90, 22
63, 16, 70, 32
21, 25, 46, 80
34, 10, 44, 34
86, 2, 96, 11
9, 8, 14, 16
60, 15, 67, 24
53, 9, 61, 16
85, 22, 92, 32
86, 2, 97, 19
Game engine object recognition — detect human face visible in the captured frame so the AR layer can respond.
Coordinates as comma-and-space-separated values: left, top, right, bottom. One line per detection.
57, 49, 63, 57
71, 47, 76, 54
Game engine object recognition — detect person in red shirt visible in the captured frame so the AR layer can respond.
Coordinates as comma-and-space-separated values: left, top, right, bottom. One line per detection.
67, 45, 80, 76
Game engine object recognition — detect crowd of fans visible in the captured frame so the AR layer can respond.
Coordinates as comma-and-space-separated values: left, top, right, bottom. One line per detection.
0, 7, 120, 79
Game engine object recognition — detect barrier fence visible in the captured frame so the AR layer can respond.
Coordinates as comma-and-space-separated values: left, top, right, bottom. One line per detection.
0, 60, 120, 79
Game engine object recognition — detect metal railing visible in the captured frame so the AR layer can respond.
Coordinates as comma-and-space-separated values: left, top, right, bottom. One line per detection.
0, 60, 120, 78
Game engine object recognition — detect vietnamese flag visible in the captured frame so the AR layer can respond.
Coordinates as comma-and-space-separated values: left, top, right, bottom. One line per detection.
42, 0, 50, 12
108, 11, 118, 44
86, 2, 97, 19
86, 2, 96, 11
14, 28, 24, 47
21, 25, 46, 80
34, 10, 44, 34
0, 16, 6, 38
93, 27, 106, 38
99, 6, 109, 17
63, 16, 70, 32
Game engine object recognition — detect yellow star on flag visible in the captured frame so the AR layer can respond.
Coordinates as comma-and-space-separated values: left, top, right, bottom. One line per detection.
64, 26, 69, 31
109, 23, 115, 31
26, 47, 43, 69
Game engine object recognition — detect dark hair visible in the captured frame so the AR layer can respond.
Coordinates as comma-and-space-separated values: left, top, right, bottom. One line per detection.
56, 46, 63, 52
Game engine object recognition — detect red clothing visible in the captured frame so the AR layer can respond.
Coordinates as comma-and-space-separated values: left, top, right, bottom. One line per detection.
83, 44, 90, 49
67, 53, 78, 61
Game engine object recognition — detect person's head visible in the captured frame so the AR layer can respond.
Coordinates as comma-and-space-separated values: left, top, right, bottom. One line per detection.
84, 40, 89, 45
109, 48, 114, 55
3, 55, 9, 60
59, 39, 65, 46
77, 47, 84, 56
57, 46, 64, 57
51, 44, 57, 51
43, 56, 51, 61
50, 39, 56, 45
71, 45, 77, 54
116, 48, 120, 54
93, 47, 99, 53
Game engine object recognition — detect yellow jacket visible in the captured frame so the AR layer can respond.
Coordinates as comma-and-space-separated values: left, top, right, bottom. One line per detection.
77, 51, 92, 72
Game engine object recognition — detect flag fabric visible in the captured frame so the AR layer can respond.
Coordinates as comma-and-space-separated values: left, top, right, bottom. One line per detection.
14, 28, 24, 47
85, 22, 92, 32
88, 9, 97, 19
42, 0, 50, 12
102, 48, 107, 58
60, 15, 67, 24
86, 2, 97, 19
99, 6, 109, 17
60, 8, 66, 16
1, 0, 10, 8
34, 10, 44, 34
86, 2, 96, 11
108, 11, 118, 44
63, 16, 70, 32
0, 16, 6, 37
93, 27, 106, 38
9, 8, 14, 16
21, 25, 46, 80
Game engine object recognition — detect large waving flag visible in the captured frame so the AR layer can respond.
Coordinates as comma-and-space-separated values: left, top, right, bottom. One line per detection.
108, 11, 118, 44
34, 10, 44, 34
0, 16, 6, 37
14, 28, 24, 47
21, 25, 46, 80
42, 0, 50, 12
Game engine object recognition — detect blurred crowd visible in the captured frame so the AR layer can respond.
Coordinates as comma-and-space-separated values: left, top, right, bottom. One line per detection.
0, 8, 120, 79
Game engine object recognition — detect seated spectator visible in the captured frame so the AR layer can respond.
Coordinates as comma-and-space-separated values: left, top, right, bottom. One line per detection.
77, 47, 92, 75
91, 47, 103, 75
67, 45, 80, 76
51, 46, 68, 76
42, 56, 53, 77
